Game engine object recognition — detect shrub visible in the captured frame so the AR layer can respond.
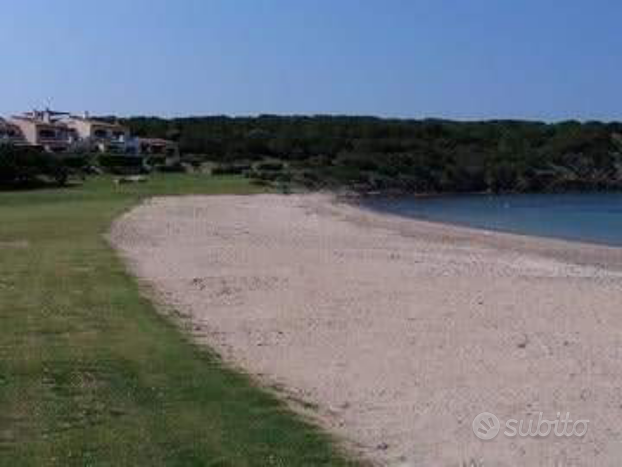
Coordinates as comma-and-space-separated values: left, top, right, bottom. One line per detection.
252, 170, 281, 182
97, 154, 146, 175
0, 145, 71, 186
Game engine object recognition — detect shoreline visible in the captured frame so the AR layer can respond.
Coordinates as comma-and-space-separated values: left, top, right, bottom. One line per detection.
345, 198, 622, 273
111, 193, 622, 466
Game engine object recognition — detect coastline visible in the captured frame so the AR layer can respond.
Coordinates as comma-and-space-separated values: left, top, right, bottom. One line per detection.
111, 193, 622, 466
346, 197, 622, 273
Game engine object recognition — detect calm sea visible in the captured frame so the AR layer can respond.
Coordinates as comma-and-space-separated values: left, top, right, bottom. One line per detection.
364, 193, 622, 247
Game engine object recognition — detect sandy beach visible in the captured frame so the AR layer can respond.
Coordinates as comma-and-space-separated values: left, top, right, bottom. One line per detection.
111, 193, 622, 466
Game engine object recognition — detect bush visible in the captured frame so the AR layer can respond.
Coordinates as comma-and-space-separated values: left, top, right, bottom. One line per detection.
97, 154, 146, 175
63, 154, 92, 170
181, 154, 208, 168
0, 145, 71, 186
252, 170, 281, 182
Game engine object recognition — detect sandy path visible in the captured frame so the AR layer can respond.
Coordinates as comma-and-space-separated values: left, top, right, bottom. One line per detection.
111, 194, 622, 466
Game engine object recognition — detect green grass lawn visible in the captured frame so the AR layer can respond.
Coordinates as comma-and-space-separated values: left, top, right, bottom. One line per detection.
0, 175, 360, 466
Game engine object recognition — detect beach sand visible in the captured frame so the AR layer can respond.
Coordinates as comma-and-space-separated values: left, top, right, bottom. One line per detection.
110, 193, 622, 466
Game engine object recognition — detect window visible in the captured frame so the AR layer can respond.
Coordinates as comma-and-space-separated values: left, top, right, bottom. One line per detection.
39, 129, 56, 139
94, 129, 108, 139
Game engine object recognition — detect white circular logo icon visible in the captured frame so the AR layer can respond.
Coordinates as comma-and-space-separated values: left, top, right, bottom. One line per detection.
473, 412, 500, 440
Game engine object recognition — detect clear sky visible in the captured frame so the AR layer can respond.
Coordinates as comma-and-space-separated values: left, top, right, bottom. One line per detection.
1, 0, 621, 121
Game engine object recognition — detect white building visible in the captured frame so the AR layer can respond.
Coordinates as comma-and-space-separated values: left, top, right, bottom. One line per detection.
8, 110, 77, 153
1, 109, 180, 160
0, 118, 27, 145
63, 112, 130, 153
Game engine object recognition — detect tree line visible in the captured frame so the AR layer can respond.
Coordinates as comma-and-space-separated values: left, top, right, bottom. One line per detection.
123, 115, 622, 193
3, 116, 622, 193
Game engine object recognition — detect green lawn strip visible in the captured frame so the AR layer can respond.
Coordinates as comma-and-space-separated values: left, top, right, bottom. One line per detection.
0, 175, 360, 466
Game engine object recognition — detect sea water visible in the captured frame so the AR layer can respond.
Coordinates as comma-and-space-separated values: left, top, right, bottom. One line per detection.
364, 193, 622, 247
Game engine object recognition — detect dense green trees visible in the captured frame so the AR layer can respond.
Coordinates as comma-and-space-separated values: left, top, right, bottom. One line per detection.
125, 116, 622, 193
3, 117, 619, 192
0, 145, 71, 186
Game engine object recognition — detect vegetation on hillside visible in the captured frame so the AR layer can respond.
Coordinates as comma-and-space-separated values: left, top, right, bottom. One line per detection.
124, 116, 622, 193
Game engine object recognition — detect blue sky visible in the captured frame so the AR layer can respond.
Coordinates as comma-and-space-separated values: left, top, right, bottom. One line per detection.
1, 0, 621, 120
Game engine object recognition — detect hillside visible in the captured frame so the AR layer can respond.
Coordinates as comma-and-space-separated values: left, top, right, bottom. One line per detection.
123, 116, 622, 193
